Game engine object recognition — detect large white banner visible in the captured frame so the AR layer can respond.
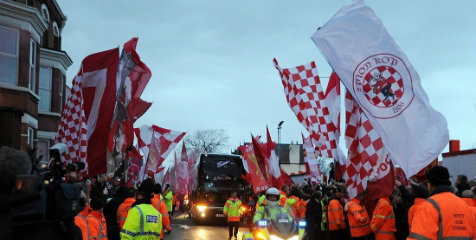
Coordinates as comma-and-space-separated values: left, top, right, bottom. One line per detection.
312, 0, 448, 177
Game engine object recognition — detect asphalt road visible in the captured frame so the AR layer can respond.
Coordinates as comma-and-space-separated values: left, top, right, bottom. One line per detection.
166, 212, 249, 240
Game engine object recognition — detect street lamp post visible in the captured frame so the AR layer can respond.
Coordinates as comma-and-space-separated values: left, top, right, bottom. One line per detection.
277, 121, 284, 144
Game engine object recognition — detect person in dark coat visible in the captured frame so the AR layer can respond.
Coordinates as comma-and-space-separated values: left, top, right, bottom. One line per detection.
91, 173, 108, 205
305, 191, 323, 240
103, 185, 128, 240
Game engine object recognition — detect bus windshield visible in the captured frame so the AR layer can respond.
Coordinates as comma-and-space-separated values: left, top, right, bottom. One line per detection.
202, 158, 240, 181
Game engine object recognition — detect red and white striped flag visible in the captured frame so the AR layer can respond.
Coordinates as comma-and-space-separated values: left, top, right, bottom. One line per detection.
324, 72, 341, 139
187, 150, 200, 194
108, 38, 152, 176
144, 125, 186, 175
302, 133, 321, 183
266, 126, 284, 188
176, 142, 190, 196
56, 48, 119, 177
162, 167, 170, 186
274, 58, 338, 158
127, 146, 143, 186
323, 72, 347, 166
312, 0, 448, 177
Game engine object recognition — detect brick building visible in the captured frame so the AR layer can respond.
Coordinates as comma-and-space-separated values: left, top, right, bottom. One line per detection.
0, 0, 72, 162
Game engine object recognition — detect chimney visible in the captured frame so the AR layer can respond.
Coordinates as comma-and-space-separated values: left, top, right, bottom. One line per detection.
449, 140, 460, 152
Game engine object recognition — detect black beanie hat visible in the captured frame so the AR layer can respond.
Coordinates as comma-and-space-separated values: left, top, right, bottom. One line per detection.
153, 183, 162, 194
138, 178, 155, 199
90, 198, 104, 210
426, 166, 451, 186
412, 183, 430, 199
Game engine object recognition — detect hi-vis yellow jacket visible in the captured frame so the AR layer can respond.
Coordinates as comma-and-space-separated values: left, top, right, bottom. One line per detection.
223, 198, 242, 222
120, 204, 162, 240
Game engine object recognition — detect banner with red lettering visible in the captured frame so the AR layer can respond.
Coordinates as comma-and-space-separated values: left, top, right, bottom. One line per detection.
239, 142, 269, 194
366, 154, 395, 200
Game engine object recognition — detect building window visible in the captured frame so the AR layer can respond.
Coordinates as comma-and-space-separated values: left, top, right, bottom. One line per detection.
36, 139, 50, 164
58, 74, 63, 113
27, 127, 34, 149
39, 67, 52, 112
52, 22, 60, 37
41, 4, 50, 24
29, 40, 37, 91
0, 25, 19, 86
52, 22, 60, 49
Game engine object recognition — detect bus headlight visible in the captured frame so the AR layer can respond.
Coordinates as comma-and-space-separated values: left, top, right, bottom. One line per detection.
196, 205, 207, 212
298, 220, 307, 228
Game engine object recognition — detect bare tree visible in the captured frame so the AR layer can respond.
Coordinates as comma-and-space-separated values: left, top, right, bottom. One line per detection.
183, 129, 229, 154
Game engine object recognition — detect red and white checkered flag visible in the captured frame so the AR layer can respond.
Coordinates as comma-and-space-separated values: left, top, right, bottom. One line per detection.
56, 49, 119, 177
55, 76, 88, 166
144, 125, 186, 175
274, 58, 337, 158
344, 90, 385, 198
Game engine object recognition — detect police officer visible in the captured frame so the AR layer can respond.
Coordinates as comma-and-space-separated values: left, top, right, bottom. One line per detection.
120, 179, 162, 240
253, 188, 293, 224
224, 192, 242, 240
408, 166, 476, 239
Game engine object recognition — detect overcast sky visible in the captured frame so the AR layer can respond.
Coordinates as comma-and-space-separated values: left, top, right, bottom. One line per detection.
57, 0, 476, 162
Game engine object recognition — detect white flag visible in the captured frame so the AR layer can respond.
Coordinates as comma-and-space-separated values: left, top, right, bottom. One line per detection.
312, 0, 448, 177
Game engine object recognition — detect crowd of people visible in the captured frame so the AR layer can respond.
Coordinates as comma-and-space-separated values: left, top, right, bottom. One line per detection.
240, 165, 476, 240
2, 145, 476, 240
0, 146, 176, 240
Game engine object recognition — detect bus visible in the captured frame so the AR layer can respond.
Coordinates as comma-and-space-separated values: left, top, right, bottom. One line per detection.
190, 153, 251, 224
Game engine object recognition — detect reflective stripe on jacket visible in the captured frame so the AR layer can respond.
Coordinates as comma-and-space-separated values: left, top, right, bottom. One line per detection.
371, 197, 396, 240
152, 194, 171, 239
117, 197, 136, 230
321, 198, 328, 231
253, 204, 293, 223
87, 210, 108, 240
224, 198, 242, 222
408, 198, 425, 232
75, 213, 90, 240
257, 194, 286, 208
346, 198, 371, 237
408, 192, 476, 240
120, 204, 162, 240
328, 199, 346, 230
